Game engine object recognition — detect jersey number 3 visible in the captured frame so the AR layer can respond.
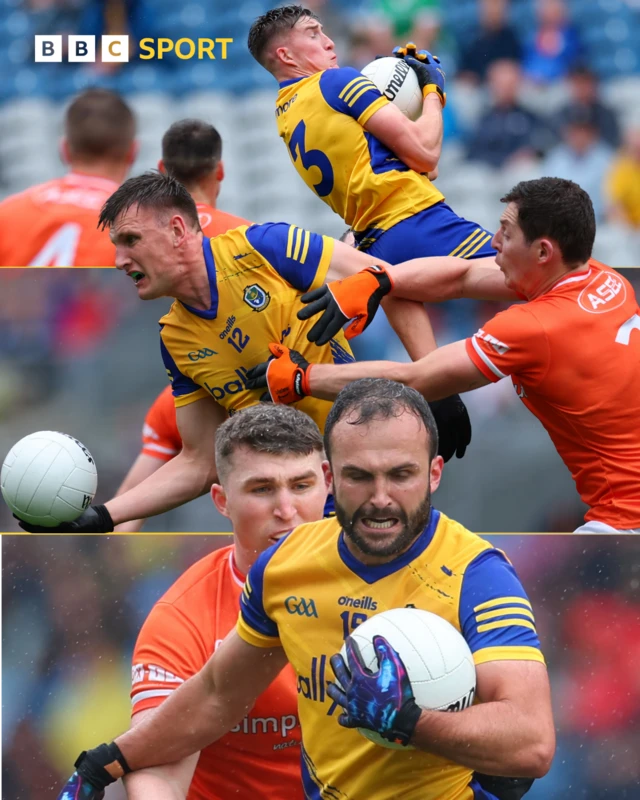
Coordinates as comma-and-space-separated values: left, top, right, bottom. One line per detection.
288, 120, 334, 198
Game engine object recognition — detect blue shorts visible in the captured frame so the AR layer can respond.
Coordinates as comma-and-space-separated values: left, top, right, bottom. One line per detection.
354, 202, 496, 263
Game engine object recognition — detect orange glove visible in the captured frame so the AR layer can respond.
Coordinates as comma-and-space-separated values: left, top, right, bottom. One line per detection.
297, 264, 394, 346
245, 343, 313, 405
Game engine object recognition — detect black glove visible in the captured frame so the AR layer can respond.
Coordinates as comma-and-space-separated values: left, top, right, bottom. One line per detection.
57, 743, 131, 799
429, 395, 471, 462
473, 774, 535, 800
392, 43, 446, 106
16, 504, 114, 533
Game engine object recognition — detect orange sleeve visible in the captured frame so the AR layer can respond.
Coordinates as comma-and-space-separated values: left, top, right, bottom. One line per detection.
465, 305, 550, 386
141, 386, 182, 461
131, 599, 210, 716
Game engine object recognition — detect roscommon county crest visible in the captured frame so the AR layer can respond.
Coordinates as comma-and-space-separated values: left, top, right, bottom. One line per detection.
243, 283, 270, 311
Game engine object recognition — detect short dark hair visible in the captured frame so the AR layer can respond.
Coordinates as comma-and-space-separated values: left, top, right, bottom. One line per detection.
501, 177, 595, 266
65, 89, 135, 160
248, 5, 319, 69
324, 379, 439, 462
98, 171, 200, 231
215, 404, 324, 483
162, 119, 222, 187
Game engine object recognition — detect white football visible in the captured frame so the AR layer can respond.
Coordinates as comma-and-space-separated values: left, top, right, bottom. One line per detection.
361, 56, 423, 121
1, 431, 98, 527
340, 607, 476, 749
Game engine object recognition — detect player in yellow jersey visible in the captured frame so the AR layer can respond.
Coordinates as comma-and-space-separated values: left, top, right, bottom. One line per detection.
247, 6, 497, 264
16, 172, 466, 534
58, 380, 554, 800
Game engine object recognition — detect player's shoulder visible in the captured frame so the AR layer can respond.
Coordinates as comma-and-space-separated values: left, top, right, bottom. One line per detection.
257, 517, 342, 573
431, 511, 494, 569
159, 544, 234, 608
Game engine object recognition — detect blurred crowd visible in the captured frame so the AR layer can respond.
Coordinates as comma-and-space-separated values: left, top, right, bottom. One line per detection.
3, 534, 639, 799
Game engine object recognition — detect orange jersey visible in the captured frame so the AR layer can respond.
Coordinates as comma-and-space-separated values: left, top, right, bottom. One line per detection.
196, 203, 251, 238
466, 260, 640, 528
141, 385, 182, 462
0, 173, 118, 266
131, 545, 303, 800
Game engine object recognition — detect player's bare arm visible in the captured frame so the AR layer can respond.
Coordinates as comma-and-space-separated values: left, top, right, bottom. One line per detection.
123, 710, 199, 800
115, 632, 287, 770
327, 239, 437, 358
105, 396, 227, 526
411, 660, 555, 777
113, 454, 166, 533
387, 255, 517, 303
364, 95, 443, 174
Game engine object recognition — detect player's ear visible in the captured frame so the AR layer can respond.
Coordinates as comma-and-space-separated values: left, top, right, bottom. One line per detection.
322, 460, 334, 494
211, 483, 230, 518
429, 455, 444, 494
537, 238, 554, 265
216, 160, 224, 183
60, 138, 71, 166
158, 159, 166, 174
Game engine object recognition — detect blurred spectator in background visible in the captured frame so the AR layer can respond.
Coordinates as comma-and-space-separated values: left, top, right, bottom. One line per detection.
605, 126, 640, 229
457, 0, 522, 84
555, 64, 621, 149
522, 0, 583, 84
543, 105, 613, 219
158, 119, 251, 237
0, 89, 136, 266
466, 60, 552, 168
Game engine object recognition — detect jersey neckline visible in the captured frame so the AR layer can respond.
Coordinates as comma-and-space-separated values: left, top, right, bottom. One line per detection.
278, 76, 305, 88
337, 509, 441, 584
180, 238, 219, 320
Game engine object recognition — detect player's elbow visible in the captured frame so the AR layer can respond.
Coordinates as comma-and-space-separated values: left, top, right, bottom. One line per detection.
403, 148, 439, 174
514, 736, 555, 778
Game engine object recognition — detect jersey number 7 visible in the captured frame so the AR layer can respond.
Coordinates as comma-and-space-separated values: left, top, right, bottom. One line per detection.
288, 120, 334, 198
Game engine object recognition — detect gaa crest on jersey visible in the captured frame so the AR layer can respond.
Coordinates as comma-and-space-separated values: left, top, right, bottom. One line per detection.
243, 283, 271, 312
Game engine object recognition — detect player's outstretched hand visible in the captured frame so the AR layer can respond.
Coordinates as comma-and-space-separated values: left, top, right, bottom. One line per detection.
245, 344, 313, 405
429, 395, 472, 462
328, 635, 421, 747
57, 743, 130, 799
297, 265, 393, 346
392, 42, 446, 106
15, 504, 114, 533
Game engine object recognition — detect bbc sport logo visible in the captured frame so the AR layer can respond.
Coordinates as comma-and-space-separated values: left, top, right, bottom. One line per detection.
34, 35, 233, 63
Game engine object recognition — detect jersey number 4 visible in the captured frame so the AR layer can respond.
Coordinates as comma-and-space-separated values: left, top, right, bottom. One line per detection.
28, 223, 82, 266
288, 120, 334, 197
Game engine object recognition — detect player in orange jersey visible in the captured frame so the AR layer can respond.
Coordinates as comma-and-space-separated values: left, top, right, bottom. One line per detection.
124, 403, 329, 800
0, 89, 136, 266
158, 119, 251, 237
248, 178, 640, 532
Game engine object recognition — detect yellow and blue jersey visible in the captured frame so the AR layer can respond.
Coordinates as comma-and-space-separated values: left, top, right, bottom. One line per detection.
159, 224, 354, 433
276, 67, 495, 262
237, 510, 544, 800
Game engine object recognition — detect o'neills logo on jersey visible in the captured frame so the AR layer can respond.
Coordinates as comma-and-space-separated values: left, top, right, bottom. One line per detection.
338, 595, 378, 610
578, 271, 627, 314
384, 58, 411, 101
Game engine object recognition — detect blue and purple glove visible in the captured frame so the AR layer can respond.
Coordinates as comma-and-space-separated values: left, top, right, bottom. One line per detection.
57, 772, 105, 800
56, 743, 130, 800
328, 635, 422, 746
